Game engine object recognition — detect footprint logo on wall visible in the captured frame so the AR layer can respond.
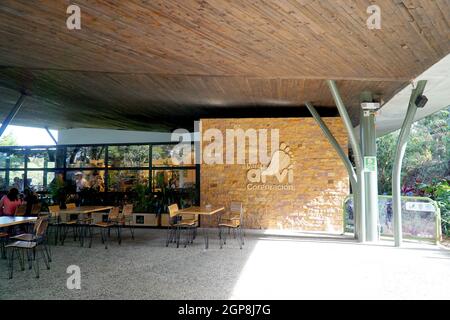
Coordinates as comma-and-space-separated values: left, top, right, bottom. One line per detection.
260, 143, 294, 184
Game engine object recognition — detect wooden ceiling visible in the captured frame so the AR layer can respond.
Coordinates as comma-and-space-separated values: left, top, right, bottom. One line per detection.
0, 0, 448, 131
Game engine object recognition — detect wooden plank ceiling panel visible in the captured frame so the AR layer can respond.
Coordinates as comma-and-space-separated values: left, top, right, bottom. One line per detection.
0, 0, 448, 130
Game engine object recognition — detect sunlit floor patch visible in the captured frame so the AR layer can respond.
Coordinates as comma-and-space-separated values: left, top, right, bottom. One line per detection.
230, 236, 450, 300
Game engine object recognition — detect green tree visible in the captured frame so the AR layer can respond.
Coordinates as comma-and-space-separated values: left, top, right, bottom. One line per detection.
377, 106, 450, 194
0, 132, 17, 146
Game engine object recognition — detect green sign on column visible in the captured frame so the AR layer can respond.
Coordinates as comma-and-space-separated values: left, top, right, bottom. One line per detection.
364, 156, 377, 172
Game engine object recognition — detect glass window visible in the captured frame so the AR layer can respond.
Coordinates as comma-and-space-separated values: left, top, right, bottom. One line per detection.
66, 170, 106, 192
26, 171, 45, 192
0, 171, 6, 191
108, 170, 149, 192
152, 144, 194, 167
8, 148, 26, 169
27, 148, 57, 169
8, 170, 25, 191
108, 145, 149, 167
46, 171, 55, 191
66, 146, 106, 168
0, 150, 8, 169
152, 169, 196, 192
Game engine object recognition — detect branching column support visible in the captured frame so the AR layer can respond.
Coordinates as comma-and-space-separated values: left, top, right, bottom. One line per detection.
327, 80, 366, 242
305, 102, 358, 236
392, 80, 427, 247
0, 93, 26, 138
45, 126, 58, 144
305, 102, 357, 188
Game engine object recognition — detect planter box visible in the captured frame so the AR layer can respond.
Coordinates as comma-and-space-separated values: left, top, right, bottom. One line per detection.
91, 212, 160, 227
132, 213, 159, 227
91, 212, 109, 224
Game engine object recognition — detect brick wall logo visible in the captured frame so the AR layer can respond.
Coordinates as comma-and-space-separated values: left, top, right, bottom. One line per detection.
246, 142, 295, 191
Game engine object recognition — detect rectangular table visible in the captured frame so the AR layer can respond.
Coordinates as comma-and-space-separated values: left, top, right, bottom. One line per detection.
0, 216, 37, 228
58, 206, 113, 221
58, 206, 114, 215
177, 206, 225, 249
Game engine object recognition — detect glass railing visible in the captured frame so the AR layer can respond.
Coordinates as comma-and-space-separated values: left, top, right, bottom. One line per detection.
343, 195, 441, 243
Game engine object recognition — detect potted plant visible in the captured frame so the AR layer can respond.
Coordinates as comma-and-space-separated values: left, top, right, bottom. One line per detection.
131, 183, 159, 226
48, 172, 68, 209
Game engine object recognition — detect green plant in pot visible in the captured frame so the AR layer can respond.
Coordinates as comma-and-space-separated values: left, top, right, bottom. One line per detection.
48, 173, 69, 208
132, 183, 150, 213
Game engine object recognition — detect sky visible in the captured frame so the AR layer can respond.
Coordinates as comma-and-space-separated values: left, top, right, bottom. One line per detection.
1, 125, 58, 145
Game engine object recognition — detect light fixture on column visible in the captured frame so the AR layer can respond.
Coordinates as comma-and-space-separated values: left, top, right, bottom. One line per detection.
415, 95, 428, 108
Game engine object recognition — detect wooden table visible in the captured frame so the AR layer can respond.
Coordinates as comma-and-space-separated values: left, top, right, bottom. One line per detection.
177, 206, 225, 249
0, 216, 37, 228
58, 205, 113, 221
58, 206, 114, 215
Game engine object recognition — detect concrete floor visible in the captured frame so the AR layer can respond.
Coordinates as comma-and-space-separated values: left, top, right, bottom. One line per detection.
1, 228, 449, 300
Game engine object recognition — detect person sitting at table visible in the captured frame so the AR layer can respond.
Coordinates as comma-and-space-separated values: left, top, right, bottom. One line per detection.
0, 188, 22, 216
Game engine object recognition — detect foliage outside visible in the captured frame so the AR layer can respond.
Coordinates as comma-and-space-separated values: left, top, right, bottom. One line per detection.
377, 106, 450, 235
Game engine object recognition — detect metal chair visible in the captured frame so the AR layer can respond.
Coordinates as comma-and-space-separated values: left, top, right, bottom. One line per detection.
6, 217, 51, 279
14, 204, 30, 233
48, 205, 61, 245
93, 207, 121, 249
0, 231, 8, 259
14, 204, 27, 216
10, 215, 52, 262
60, 203, 79, 245
120, 204, 135, 239
30, 203, 41, 215
218, 202, 245, 249
166, 204, 196, 248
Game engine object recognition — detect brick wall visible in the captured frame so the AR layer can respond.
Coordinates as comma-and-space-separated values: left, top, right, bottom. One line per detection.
199, 118, 349, 233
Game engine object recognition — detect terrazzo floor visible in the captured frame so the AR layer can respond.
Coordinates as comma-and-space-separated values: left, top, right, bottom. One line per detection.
1, 228, 449, 300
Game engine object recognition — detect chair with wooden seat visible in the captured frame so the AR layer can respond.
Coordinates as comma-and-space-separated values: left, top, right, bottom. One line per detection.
6, 217, 51, 279
30, 203, 41, 215
166, 204, 196, 248
0, 231, 8, 259
60, 203, 79, 245
180, 208, 199, 240
120, 204, 135, 240
47, 205, 61, 245
218, 202, 244, 249
13, 204, 30, 233
93, 207, 121, 249
11, 215, 52, 262
14, 204, 27, 216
